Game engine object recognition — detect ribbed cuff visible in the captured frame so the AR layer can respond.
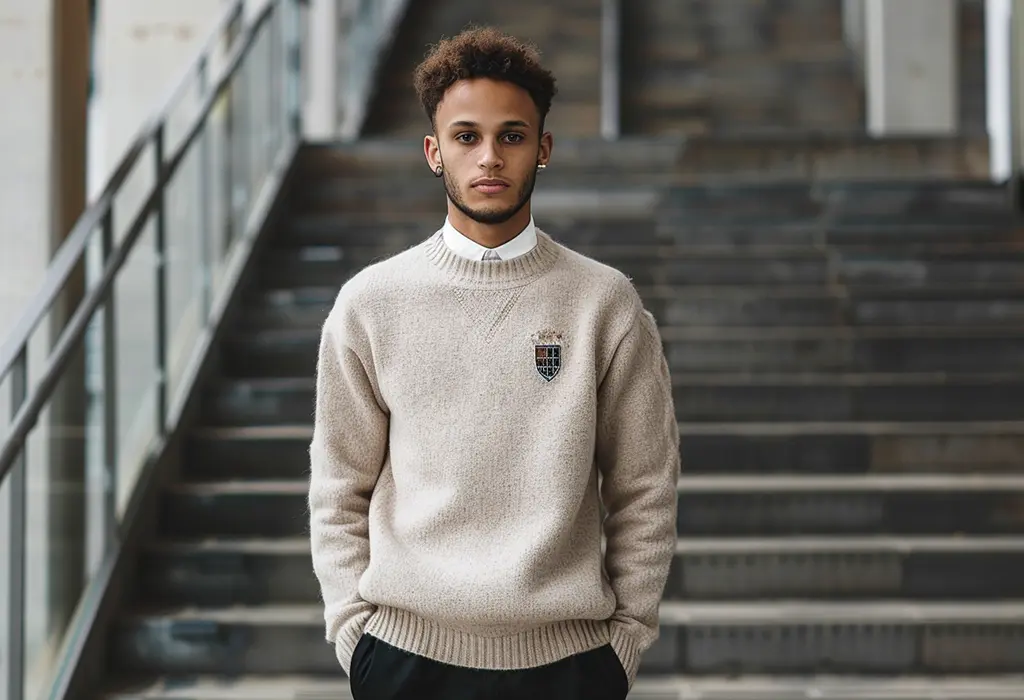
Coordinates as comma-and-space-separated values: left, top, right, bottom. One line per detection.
609, 623, 643, 689
364, 605, 610, 670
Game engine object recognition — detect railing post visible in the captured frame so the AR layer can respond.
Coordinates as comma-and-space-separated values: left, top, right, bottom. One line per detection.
6, 347, 28, 700
286, 0, 304, 139
197, 57, 213, 325
153, 126, 169, 434
100, 209, 119, 542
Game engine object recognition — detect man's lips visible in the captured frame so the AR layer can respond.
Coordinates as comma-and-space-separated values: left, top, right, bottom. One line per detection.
472, 179, 510, 194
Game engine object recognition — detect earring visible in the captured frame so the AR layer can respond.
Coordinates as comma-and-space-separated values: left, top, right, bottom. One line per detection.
537, 163, 547, 172
434, 165, 443, 178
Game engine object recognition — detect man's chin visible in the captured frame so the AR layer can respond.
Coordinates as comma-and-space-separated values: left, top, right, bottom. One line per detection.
461, 204, 521, 225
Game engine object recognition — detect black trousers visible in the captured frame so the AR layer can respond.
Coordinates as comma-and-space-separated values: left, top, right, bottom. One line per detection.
348, 633, 630, 700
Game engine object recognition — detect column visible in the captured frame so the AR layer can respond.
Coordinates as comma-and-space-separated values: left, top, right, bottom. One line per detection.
864, 0, 959, 135
1013, 0, 1024, 186
987, 0, 1013, 180
305, 0, 339, 138
0, 2, 89, 699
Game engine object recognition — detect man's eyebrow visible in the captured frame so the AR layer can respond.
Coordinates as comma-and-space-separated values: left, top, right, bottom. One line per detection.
447, 120, 532, 129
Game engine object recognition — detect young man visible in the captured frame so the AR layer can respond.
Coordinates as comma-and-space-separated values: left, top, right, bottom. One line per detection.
309, 27, 680, 700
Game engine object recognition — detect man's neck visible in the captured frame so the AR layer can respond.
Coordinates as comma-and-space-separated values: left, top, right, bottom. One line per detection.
446, 204, 532, 249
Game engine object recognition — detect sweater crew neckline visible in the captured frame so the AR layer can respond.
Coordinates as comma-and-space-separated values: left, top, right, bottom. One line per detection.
424, 228, 562, 288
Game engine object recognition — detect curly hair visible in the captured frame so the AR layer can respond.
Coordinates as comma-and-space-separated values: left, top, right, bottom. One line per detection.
414, 27, 557, 130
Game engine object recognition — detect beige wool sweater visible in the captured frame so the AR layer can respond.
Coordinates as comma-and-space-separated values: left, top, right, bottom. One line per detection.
308, 229, 680, 688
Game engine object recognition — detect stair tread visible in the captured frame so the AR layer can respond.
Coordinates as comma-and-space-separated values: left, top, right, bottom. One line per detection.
124, 604, 322, 624
189, 420, 1024, 441
658, 599, 1024, 624
209, 372, 1024, 391
233, 325, 1024, 341
256, 283, 1024, 300
272, 241, 1024, 259
148, 538, 310, 554
99, 673, 1024, 700
146, 535, 1024, 557
121, 600, 1024, 625
165, 474, 1024, 497
675, 474, 1024, 492
674, 535, 1024, 554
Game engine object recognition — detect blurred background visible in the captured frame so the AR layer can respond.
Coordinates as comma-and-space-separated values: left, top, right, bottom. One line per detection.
2, 1, 1024, 699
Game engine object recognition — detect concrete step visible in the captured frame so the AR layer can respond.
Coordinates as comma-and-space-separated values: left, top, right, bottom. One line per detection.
99, 673, 1024, 700
678, 420, 1024, 475
294, 136, 992, 182
182, 420, 1024, 481
159, 475, 1024, 539
285, 178, 1015, 225
244, 284, 1024, 329
291, 176, 1010, 204
276, 214, 1022, 252
221, 325, 1024, 377
109, 600, 1024, 676
197, 373, 1024, 425
140, 536, 1024, 606
257, 245, 1024, 289
675, 474, 1024, 536
190, 420, 1024, 481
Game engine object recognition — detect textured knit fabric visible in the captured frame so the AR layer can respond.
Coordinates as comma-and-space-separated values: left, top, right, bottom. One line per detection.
348, 633, 628, 700
442, 215, 537, 260
308, 228, 680, 689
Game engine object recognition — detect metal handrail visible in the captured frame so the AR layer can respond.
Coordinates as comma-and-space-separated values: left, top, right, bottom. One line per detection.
0, 1, 276, 485
0, 1, 243, 389
1, 3, 303, 700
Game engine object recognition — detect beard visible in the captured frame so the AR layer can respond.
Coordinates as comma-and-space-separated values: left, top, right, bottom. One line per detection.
442, 163, 538, 225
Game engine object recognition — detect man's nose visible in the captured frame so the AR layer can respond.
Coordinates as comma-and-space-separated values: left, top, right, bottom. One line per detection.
478, 139, 504, 169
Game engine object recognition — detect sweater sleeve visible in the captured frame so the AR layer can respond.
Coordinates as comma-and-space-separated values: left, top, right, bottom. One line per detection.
596, 305, 680, 688
308, 312, 389, 675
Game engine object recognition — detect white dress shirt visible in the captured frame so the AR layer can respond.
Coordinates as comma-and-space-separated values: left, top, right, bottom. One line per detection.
441, 216, 538, 261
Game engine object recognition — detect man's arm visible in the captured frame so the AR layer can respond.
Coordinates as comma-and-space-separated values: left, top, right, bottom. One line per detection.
596, 304, 680, 688
308, 313, 389, 674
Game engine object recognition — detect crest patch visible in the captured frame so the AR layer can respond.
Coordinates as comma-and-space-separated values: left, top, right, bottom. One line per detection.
532, 330, 564, 382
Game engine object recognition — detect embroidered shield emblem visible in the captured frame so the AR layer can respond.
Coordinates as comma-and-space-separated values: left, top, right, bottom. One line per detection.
532, 330, 564, 382
535, 344, 561, 382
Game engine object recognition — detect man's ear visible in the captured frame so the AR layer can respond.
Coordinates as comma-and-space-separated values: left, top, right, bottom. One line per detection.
424, 134, 442, 172
538, 131, 554, 168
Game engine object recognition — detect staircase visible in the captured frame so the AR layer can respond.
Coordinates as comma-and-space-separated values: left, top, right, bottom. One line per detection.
620, 0, 863, 136
363, 0, 603, 137
80, 0, 1024, 698
93, 134, 1024, 700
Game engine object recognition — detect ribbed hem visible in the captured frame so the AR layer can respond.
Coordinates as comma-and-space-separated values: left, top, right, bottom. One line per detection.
334, 608, 376, 675
423, 228, 562, 289
363, 605, 611, 670
609, 623, 643, 689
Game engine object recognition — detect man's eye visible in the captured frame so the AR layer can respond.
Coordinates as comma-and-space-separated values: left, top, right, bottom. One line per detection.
505, 133, 525, 143
456, 133, 476, 144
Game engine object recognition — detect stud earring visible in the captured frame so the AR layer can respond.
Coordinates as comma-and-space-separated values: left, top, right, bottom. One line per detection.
434, 165, 443, 178
537, 163, 547, 172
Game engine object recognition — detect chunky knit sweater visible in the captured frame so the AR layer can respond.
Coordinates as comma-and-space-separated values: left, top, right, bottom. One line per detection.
308, 229, 680, 688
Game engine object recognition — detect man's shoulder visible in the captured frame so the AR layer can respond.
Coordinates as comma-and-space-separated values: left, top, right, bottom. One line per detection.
328, 237, 432, 319
551, 235, 642, 310
337, 238, 429, 297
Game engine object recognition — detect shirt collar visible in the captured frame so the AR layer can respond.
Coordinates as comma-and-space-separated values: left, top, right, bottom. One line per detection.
441, 216, 538, 261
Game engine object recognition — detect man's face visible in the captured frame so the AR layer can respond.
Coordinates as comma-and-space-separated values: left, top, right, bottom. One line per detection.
425, 78, 553, 226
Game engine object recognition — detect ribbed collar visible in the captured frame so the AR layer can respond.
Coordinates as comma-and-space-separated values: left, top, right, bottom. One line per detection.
423, 227, 562, 289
